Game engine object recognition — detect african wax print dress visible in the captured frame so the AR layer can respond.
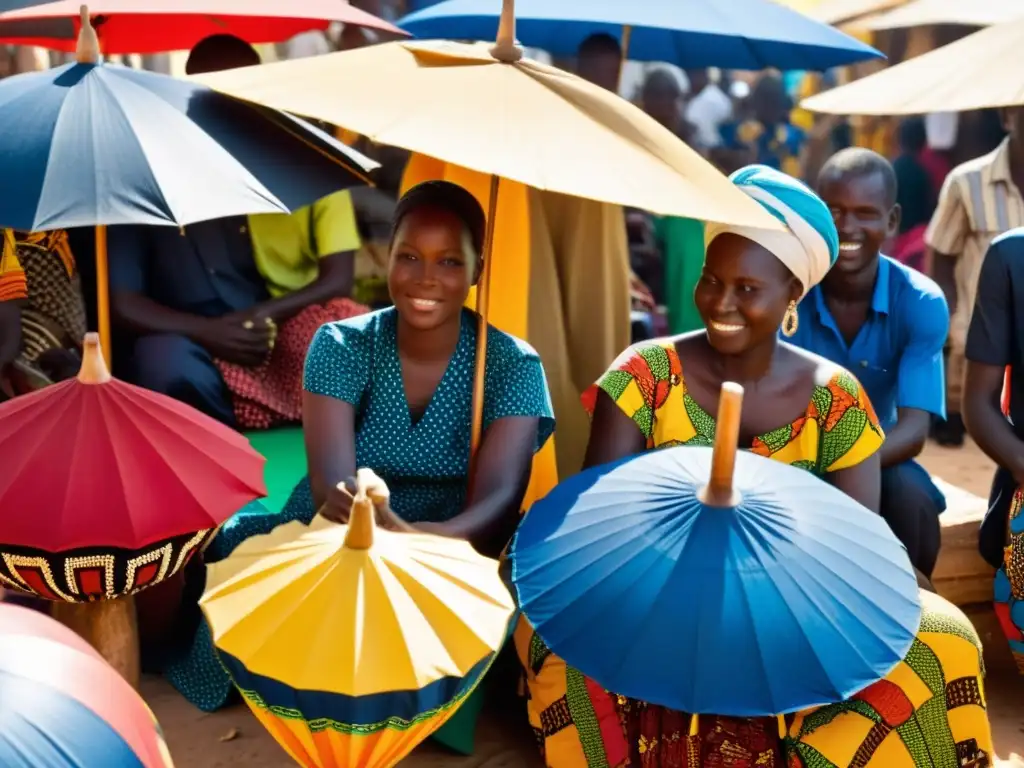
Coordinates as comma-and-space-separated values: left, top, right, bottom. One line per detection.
167, 307, 555, 712
518, 340, 994, 767
0, 231, 86, 356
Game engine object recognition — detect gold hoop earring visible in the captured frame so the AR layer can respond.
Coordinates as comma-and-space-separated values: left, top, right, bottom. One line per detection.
781, 300, 799, 337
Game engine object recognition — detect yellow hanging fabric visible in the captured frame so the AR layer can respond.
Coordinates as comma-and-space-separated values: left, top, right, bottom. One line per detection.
401, 153, 558, 508
0, 229, 27, 302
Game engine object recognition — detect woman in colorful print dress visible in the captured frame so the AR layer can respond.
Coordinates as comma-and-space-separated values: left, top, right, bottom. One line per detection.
517, 165, 993, 767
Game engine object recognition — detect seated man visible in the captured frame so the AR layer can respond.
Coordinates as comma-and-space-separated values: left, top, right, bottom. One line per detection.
790, 148, 949, 578
0, 229, 87, 398
962, 228, 1024, 673
109, 34, 365, 429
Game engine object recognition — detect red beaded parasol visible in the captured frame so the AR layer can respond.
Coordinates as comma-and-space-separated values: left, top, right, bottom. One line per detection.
0, 333, 266, 602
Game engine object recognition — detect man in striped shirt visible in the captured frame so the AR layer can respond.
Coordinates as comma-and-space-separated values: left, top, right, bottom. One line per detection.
926, 108, 1024, 446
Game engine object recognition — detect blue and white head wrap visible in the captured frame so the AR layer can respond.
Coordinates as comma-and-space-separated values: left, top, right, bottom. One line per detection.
704, 165, 840, 298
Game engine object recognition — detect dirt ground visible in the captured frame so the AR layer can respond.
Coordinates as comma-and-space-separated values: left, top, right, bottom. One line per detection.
149, 439, 1024, 767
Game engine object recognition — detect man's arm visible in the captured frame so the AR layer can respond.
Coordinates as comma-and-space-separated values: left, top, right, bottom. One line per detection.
962, 238, 1024, 478
924, 173, 969, 315
881, 289, 951, 468
247, 192, 359, 324
108, 225, 208, 340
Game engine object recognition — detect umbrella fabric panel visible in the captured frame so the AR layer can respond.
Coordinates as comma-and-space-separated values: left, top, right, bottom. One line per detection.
196, 41, 781, 227
0, 673, 146, 768
0, 0, 405, 53
203, 519, 515, 697
398, 0, 882, 70
0, 62, 375, 231
512, 447, 921, 716
220, 650, 492, 727
0, 377, 265, 550
800, 17, 1024, 114
0, 634, 173, 767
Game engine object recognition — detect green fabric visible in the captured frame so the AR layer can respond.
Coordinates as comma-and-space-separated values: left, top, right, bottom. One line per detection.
245, 427, 308, 514
431, 686, 485, 755
656, 216, 706, 334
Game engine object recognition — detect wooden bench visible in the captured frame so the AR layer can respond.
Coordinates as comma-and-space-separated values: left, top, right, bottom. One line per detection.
932, 477, 995, 607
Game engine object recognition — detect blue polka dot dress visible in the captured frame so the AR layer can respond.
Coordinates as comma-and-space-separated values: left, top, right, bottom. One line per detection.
165, 307, 555, 712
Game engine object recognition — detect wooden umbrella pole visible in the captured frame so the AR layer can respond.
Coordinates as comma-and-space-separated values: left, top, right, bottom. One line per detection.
344, 474, 377, 550
490, 0, 523, 62
95, 226, 111, 367
698, 382, 744, 507
75, 8, 113, 367
53, 327, 137, 687
616, 25, 632, 90
469, 175, 501, 478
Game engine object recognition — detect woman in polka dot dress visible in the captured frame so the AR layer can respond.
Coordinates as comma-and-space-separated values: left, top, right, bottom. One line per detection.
164, 180, 555, 712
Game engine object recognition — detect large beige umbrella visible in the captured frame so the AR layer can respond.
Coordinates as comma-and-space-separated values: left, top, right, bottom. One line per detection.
196, 0, 781, 456
862, 0, 1024, 30
801, 16, 1024, 114
811, 0, 906, 26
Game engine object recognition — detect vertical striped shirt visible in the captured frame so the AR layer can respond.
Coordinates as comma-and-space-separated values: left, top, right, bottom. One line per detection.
925, 137, 1024, 344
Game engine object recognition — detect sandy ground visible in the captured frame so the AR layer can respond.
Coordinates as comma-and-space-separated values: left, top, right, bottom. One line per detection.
148, 439, 1024, 767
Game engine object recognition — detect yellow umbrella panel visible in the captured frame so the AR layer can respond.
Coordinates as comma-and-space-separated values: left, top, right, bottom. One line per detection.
201, 482, 517, 768
801, 16, 1024, 114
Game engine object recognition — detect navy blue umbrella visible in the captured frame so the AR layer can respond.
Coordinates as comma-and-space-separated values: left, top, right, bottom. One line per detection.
0, 62, 374, 231
398, 0, 883, 71
0, 15, 376, 358
509, 383, 921, 717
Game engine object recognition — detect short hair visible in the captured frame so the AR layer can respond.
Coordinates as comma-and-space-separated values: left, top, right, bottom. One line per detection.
817, 147, 898, 208
642, 68, 681, 98
391, 180, 486, 261
578, 33, 621, 59
897, 117, 927, 153
185, 34, 260, 75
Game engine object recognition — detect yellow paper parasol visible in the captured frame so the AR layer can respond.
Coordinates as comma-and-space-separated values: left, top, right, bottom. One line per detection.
200, 472, 517, 768
861, 0, 1024, 31
801, 16, 1024, 114
196, 0, 781, 461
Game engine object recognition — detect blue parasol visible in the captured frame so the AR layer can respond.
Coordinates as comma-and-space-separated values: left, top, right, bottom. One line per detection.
397, 0, 883, 71
509, 383, 921, 717
0, 7, 377, 359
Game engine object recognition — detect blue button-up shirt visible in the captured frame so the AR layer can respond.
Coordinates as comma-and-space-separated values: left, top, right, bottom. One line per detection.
108, 218, 268, 319
789, 256, 949, 432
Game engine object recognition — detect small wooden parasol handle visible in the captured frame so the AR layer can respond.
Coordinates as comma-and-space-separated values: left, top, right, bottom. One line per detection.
343, 470, 379, 550
76, 5, 100, 64
698, 382, 744, 507
489, 0, 523, 62
77, 333, 111, 384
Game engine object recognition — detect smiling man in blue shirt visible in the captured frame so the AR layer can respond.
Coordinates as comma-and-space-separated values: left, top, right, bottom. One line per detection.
790, 148, 950, 578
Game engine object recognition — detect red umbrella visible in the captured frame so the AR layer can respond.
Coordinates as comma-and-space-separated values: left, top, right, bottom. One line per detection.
0, 0, 406, 54
0, 333, 266, 602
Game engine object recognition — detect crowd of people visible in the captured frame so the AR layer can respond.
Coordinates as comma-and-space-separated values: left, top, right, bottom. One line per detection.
0, 19, 1021, 768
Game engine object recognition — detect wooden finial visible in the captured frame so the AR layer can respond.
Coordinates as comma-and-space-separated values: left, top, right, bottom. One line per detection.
489, 0, 522, 63
77, 333, 111, 384
76, 5, 100, 64
697, 382, 744, 507
343, 477, 376, 550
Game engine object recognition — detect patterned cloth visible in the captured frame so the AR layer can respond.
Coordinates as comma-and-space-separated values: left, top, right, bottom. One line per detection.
214, 298, 368, 430
579, 341, 883, 471
519, 341, 991, 766
994, 486, 1024, 673
168, 307, 555, 712
0, 231, 86, 396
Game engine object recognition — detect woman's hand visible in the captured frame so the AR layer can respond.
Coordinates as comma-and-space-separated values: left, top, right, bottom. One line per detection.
317, 468, 415, 532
